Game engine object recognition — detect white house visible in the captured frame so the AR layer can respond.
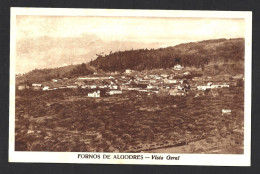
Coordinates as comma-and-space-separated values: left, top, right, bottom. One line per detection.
128, 87, 140, 91
81, 85, 88, 89
173, 64, 183, 70
147, 85, 159, 90
108, 90, 122, 95
197, 83, 229, 90
138, 89, 149, 92
164, 79, 177, 84
149, 75, 156, 78
32, 84, 41, 90
136, 77, 142, 81
144, 75, 150, 80
125, 69, 132, 74
170, 79, 178, 84
67, 85, 78, 89
109, 85, 118, 89
75, 81, 85, 86
78, 77, 110, 80
211, 84, 229, 88
222, 109, 231, 114
32, 83, 41, 87
89, 85, 97, 89
120, 85, 129, 90
177, 85, 183, 90
232, 74, 243, 79
17, 85, 27, 90
161, 74, 169, 78
169, 88, 185, 96
88, 90, 100, 97
183, 71, 190, 75
192, 77, 203, 81
197, 86, 210, 90
98, 85, 106, 89
150, 80, 156, 83
42, 86, 50, 91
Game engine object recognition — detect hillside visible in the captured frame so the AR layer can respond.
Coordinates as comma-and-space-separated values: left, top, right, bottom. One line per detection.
17, 38, 244, 84
16, 63, 96, 84
90, 38, 244, 72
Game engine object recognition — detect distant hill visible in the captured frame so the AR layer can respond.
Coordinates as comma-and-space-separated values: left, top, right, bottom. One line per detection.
17, 38, 244, 84
16, 63, 96, 84
90, 38, 244, 72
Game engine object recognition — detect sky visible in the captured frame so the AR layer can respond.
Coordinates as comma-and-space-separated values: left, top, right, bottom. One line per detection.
15, 16, 245, 74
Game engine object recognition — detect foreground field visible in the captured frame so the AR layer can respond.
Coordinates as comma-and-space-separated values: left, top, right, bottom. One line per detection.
15, 87, 244, 153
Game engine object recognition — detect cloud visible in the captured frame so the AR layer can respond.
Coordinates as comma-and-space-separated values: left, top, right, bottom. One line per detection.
16, 34, 167, 73
15, 16, 245, 73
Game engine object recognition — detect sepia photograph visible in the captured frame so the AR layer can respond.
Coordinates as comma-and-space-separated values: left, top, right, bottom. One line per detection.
9, 8, 252, 165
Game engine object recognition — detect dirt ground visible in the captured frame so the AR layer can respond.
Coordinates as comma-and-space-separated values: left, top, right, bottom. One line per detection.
144, 135, 243, 154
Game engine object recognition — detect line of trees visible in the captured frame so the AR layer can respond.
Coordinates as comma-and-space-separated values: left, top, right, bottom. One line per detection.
90, 38, 244, 72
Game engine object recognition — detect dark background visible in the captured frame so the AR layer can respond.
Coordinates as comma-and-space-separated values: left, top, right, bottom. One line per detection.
0, 0, 259, 173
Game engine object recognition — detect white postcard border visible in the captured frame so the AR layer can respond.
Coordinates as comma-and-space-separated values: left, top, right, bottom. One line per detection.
9, 7, 252, 166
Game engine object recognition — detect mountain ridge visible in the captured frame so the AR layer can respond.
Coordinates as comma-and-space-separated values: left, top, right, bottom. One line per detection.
90, 38, 244, 72
16, 38, 244, 84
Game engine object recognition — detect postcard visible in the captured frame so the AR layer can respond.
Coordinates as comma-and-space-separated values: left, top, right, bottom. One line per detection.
9, 7, 252, 166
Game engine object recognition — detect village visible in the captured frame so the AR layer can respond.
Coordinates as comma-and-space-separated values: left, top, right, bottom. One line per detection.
17, 64, 243, 100
15, 64, 245, 153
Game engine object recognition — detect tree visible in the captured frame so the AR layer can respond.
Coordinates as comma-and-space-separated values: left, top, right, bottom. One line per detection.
175, 58, 181, 63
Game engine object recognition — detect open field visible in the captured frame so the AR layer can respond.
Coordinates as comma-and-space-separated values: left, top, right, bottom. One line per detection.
15, 85, 244, 153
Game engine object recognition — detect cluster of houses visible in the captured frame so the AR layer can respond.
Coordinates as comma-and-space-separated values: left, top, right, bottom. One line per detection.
197, 82, 229, 90
17, 65, 244, 101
